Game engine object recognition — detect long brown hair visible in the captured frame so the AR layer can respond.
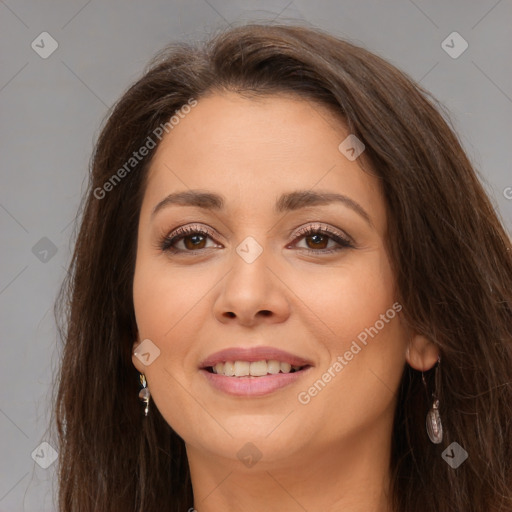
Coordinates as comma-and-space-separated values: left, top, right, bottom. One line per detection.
54, 22, 512, 511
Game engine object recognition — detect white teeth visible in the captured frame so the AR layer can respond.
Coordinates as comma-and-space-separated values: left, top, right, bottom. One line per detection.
250, 360, 268, 376
267, 360, 281, 374
234, 361, 250, 377
210, 359, 304, 377
280, 362, 291, 373
223, 361, 235, 376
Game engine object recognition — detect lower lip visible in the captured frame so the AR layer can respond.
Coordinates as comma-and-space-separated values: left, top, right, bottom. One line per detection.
200, 367, 312, 397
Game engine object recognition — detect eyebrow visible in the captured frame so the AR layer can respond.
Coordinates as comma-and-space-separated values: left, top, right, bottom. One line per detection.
151, 189, 372, 226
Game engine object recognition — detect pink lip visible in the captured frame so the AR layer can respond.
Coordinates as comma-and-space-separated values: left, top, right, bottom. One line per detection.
199, 346, 313, 368
200, 366, 313, 397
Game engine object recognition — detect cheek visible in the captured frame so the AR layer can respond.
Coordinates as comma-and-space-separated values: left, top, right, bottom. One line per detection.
132, 253, 213, 437
330, 252, 405, 373
133, 252, 208, 338
292, 252, 405, 428
290, 250, 397, 344
132, 252, 192, 382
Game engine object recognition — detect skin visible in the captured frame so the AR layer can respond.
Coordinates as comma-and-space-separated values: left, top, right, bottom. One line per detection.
132, 92, 439, 512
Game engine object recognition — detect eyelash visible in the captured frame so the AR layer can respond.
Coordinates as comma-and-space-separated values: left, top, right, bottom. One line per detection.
159, 223, 354, 256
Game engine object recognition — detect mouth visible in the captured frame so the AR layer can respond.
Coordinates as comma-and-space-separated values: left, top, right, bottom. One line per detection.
199, 345, 313, 370
203, 360, 311, 377
198, 347, 314, 396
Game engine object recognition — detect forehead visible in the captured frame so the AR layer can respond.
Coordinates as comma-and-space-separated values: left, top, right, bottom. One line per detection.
142, 92, 385, 227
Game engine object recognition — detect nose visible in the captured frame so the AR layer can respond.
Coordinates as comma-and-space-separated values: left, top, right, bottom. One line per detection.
212, 246, 291, 327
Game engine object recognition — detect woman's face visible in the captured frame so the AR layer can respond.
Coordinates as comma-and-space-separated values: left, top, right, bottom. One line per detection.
132, 92, 412, 467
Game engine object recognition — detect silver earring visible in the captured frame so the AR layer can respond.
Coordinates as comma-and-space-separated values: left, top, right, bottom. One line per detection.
139, 373, 150, 416
422, 356, 443, 444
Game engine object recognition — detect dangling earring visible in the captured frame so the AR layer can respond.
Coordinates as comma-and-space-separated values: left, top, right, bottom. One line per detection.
139, 373, 150, 417
422, 356, 443, 444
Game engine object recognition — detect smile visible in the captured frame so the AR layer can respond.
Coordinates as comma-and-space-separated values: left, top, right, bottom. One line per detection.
207, 360, 306, 377
200, 362, 312, 397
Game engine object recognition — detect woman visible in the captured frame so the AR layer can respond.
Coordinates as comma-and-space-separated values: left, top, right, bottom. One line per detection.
55, 23, 512, 511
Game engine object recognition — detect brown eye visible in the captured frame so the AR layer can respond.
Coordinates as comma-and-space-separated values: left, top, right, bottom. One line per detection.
292, 224, 354, 254
160, 222, 354, 256
304, 233, 330, 250
160, 225, 220, 253
182, 233, 208, 250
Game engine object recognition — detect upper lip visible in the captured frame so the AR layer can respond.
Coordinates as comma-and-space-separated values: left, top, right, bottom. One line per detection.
199, 346, 314, 369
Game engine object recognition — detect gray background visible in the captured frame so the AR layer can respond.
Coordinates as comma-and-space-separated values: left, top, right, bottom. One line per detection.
0, 1, 510, 510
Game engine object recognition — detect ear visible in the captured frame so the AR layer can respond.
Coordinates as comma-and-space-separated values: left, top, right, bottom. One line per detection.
405, 333, 439, 371
132, 333, 145, 374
